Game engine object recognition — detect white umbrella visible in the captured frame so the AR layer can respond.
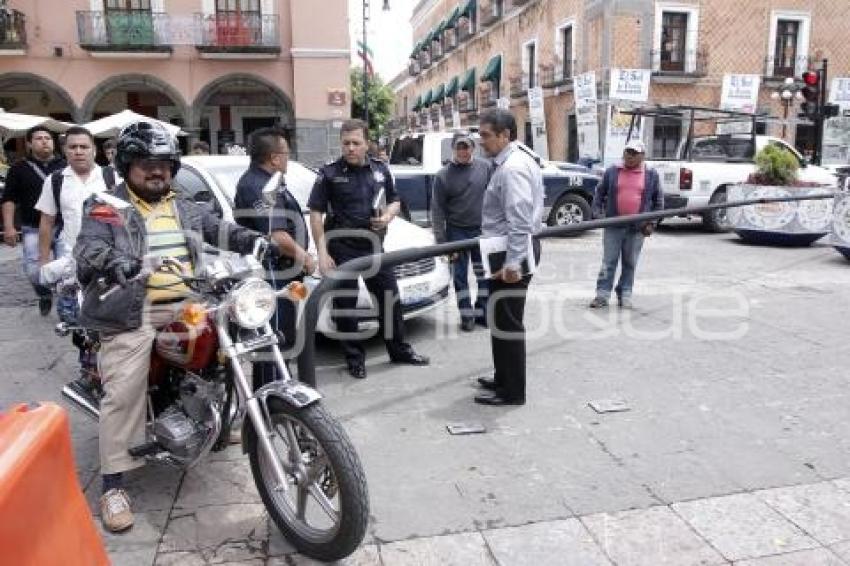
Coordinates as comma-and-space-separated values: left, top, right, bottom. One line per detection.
0, 111, 71, 139
82, 109, 183, 138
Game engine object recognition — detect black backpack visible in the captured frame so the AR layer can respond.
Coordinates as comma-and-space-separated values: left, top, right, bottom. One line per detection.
50, 165, 117, 229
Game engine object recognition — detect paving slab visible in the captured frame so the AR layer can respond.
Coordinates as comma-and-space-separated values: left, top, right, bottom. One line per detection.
732, 547, 847, 565
757, 481, 850, 545
158, 503, 268, 563
173, 458, 261, 509
267, 545, 382, 565
482, 518, 612, 566
673, 492, 819, 561
95, 510, 169, 566
581, 505, 727, 566
379, 532, 494, 566
85, 465, 183, 516
830, 541, 850, 562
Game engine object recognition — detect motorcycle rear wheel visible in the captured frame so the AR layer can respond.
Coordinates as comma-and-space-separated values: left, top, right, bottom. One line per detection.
247, 399, 369, 562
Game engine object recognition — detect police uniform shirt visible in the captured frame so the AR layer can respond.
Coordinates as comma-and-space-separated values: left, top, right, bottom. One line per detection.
233, 164, 309, 258
307, 157, 398, 230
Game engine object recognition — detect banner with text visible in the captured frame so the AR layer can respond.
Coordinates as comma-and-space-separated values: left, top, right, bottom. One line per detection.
718, 74, 761, 134
573, 72, 600, 161
608, 68, 651, 103
528, 87, 549, 160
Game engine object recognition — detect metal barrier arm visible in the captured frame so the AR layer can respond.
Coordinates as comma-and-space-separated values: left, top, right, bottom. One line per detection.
296, 192, 835, 387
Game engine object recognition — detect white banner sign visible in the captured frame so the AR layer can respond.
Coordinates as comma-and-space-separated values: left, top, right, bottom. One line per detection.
574, 72, 600, 161
609, 68, 651, 102
603, 105, 641, 167
527, 87, 549, 160
720, 74, 761, 113
452, 110, 461, 130
829, 78, 850, 111
718, 74, 761, 134
497, 97, 511, 110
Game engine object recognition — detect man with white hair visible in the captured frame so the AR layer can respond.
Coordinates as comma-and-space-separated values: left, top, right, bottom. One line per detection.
589, 139, 663, 309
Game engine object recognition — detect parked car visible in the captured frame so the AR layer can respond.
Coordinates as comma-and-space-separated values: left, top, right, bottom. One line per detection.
174, 155, 451, 333
388, 132, 601, 229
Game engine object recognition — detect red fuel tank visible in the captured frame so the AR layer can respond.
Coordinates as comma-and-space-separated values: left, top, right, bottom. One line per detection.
155, 307, 218, 371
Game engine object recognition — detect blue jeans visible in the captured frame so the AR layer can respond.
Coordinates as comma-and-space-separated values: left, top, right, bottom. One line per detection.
53, 239, 79, 324
595, 226, 645, 299
21, 226, 51, 298
446, 225, 488, 322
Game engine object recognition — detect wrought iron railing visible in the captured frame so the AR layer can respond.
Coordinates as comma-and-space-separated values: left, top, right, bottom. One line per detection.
479, 0, 503, 27
0, 9, 26, 49
509, 76, 526, 98
195, 13, 279, 49
77, 10, 171, 49
540, 60, 577, 88
763, 54, 809, 80
650, 49, 708, 76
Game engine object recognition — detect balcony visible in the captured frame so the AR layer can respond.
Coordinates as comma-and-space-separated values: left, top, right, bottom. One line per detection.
480, 83, 499, 108
408, 59, 421, 77
0, 9, 27, 53
195, 13, 280, 58
457, 92, 475, 114
444, 29, 457, 52
509, 76, 527, 99
540, 60, 576, 88
77, 11, 172, 56
650, 49, 708, 83
457, 17, 473, 42
510, 0, 533, 7
479, 1, 503, 28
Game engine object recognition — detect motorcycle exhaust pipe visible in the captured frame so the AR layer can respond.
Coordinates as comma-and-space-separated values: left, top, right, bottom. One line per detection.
61, 384, 101, 421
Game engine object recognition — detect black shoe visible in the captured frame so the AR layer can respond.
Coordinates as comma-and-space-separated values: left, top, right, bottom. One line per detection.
38, 295, 52, 316
474, 392, 525, 406
476, 377, 498, 391
475, 317, 488, 328
461, 318, 476, 332
347, 359, 367, 379
390, 350, 430, 366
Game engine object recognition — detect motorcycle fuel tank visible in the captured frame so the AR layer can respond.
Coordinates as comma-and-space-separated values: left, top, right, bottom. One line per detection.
155, 308, 218, 371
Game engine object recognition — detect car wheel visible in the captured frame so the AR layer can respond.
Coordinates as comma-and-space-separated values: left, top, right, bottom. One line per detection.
702, 188, 732, 233
548, 193, 591, 233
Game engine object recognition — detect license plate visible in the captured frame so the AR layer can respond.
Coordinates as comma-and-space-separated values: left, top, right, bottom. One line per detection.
402, 281, 431, 304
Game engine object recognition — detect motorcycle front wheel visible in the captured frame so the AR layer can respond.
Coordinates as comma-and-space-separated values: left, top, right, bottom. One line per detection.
247, 399, 369, 562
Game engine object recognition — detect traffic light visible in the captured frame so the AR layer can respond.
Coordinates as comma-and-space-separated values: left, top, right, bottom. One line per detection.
800, 70, 821, 120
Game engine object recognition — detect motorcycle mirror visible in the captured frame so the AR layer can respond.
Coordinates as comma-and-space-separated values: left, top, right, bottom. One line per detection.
261, 172, 282, 205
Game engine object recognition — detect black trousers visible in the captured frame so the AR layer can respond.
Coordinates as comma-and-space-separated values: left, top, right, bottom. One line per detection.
329, 241, 408, 363
252, 275, 300, 390
488, 241, 540, 400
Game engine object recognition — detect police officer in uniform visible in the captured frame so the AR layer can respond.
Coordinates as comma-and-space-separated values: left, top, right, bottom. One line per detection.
234, 127, 315, 388
308, 119, 429, 379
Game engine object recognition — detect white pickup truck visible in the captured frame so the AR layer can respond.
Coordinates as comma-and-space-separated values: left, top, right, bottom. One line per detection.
647, 134, 837, 232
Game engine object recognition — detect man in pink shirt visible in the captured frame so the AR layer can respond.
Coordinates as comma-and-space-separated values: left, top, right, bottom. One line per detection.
589, 140, 663, 309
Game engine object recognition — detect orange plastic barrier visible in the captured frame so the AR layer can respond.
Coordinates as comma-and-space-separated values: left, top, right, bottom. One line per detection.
0, 403, 109, 566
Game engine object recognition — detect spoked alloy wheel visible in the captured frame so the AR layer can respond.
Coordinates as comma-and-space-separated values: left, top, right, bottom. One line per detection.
248, 400, 369, 562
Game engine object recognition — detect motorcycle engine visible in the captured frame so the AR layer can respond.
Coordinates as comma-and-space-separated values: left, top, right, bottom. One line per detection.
152, 374, 220, 461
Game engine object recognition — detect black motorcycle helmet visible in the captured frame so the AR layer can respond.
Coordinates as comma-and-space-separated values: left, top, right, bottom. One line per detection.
115, 120, 181, 179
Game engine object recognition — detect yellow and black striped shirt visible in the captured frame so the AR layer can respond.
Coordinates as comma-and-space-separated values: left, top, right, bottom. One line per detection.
128, 189, 194, 303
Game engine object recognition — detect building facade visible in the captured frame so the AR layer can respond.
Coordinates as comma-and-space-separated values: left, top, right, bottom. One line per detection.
391, 0, 850, 163
0, 0, 351, 164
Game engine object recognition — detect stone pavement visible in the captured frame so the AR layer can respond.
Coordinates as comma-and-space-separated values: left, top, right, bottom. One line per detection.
1, 221, 850, 565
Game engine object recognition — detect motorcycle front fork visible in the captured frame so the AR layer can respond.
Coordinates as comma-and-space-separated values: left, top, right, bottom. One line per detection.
217, 321, 295, 493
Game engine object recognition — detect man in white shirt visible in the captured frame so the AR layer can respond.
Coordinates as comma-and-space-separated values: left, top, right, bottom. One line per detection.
35, 126, 118, 322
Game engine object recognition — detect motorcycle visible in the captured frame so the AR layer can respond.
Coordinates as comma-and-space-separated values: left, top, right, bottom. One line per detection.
59, 190, 369, 561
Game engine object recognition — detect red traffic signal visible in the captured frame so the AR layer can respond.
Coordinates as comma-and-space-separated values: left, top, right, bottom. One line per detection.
802, 71, 819, 86
801, 70, 820, 103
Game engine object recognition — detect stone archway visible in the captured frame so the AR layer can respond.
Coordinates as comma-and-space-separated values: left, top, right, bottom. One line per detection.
79, 73, 190, 126
191, 73, 295, 154
0, 72, 80, 122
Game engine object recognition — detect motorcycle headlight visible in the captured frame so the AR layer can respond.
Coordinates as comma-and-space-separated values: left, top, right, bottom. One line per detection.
228, 278, 276, 329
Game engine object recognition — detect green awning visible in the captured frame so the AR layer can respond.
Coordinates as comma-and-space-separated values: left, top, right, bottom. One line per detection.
445, 76, 460, 97
432, 83, 445, 103
421, 89, 433, 107
412, 94, 421, 111
436, 18, 448, 34
446, 6, 462, 28
460, 0, 476, 18
481, 54, 501, 83
410, 41, 421, 57
460, 68, 476, 91
420, 36, 430, 51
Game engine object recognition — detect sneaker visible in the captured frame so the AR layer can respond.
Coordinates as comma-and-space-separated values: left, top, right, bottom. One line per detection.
38, 295, 52, 316
460, 318, 476, 332
618, 296, 634, 309
100, 488, 134, 533
588, 297, 609, 309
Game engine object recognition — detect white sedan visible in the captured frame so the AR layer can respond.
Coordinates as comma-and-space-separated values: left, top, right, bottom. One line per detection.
174, 155, 451, 333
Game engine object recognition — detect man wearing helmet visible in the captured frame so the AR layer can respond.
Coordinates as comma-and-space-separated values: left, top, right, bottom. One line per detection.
74, 121, 273, 533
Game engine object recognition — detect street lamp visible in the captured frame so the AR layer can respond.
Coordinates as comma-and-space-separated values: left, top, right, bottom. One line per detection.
361, 0, 391, 132
770, 77, 804, 139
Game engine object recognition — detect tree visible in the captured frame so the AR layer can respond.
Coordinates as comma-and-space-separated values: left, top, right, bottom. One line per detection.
350, 68, 394, 142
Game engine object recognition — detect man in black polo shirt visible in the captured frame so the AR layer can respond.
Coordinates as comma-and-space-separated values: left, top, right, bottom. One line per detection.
234, 127, 315, 387
1, 125, 65, 315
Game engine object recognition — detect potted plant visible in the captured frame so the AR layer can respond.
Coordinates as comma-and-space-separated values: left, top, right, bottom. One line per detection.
727, 145, 834, 246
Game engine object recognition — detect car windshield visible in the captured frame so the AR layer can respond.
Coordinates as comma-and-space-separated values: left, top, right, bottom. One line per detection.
390, 136, 424, 165
690, 136, 755, 161
203, 161, 316, 210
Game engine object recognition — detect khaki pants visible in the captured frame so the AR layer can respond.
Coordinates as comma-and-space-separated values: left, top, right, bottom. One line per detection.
98, 303, 182, 475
